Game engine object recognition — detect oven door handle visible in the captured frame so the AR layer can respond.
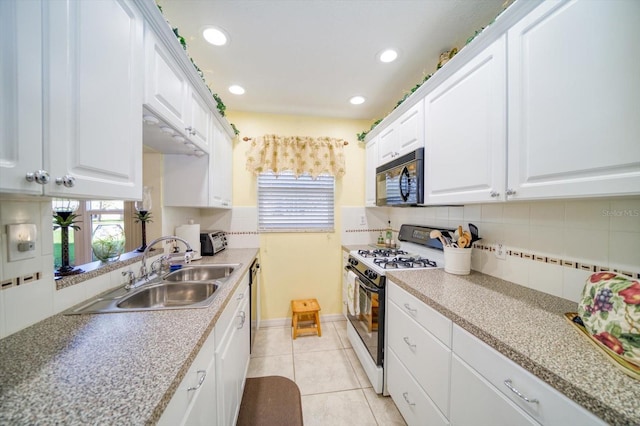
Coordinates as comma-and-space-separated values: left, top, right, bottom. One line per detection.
358, 280, 382, 294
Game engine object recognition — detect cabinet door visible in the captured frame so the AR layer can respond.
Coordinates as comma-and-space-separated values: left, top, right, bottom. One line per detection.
397, 101, 424, 157
145, 30, 189, 132
186, 89, 211, 151
0, 0, 43, 195
216, 297, 250, 426
45, 0, 143, 199
365, 137, 378, 206
507, 0, 640, 199
210, 123, 233, 208
424, 36, 506, 204
377, 125, 398, 165
451, 355, 539, 426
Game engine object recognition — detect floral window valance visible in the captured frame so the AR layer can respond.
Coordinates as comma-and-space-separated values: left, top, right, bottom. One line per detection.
245, 134, 346, 178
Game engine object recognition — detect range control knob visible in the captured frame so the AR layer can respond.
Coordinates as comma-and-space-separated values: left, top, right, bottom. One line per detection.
348, 258, 358, 266
365, 270, 378, 281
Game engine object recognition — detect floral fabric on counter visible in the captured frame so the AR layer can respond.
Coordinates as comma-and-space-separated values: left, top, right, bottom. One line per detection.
578, 272, 640, 368
245, 134, 346, 178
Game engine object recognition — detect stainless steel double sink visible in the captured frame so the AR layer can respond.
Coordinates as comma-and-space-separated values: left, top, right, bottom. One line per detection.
65, 264, 240, 315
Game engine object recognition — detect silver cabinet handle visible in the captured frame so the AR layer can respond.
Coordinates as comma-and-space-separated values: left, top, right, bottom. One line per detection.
55, 175, 75, 188
504, 379, 539, 404
403, 336, 416, 350
490, 191, 500, 198
403, 303, 417, 315
25, 170, 50, 185
402, 392, 415, 406
187, 370, 206, 392
237, 311, 246, 329
506, 188, 517, 196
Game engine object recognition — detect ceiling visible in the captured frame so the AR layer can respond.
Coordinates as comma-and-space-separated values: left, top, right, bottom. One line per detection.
158, 0, 507, 121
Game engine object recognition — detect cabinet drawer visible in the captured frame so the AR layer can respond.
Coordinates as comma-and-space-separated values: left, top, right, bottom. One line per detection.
387, 348, 449, 426
215, 273, 250, 347
388, 281, 452, 347
451, 354, 539, 426
452, 325, 605, 426
387, 299, 450, 417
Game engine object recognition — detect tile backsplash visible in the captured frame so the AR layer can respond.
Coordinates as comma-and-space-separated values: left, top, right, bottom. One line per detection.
343, 198, 640, 304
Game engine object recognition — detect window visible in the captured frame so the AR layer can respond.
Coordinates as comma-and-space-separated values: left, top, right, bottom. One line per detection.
53, 200, 135, 268
257, 171, 335, 232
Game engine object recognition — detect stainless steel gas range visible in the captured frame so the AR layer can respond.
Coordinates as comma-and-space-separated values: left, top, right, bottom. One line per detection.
344, 224, 450, 394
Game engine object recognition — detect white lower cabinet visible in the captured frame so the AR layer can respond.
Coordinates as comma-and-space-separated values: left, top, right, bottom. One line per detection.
452, 325, 605, 426
387, 348, 449, 426
387, 281, 451, 424
159, 269, 251, 426
450, 354, 538, 426
158, 328, 217, 426
215, 273, 251, 426
386, 283, 606, 426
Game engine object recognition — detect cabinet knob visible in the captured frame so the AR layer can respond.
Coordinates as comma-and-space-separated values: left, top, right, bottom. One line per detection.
506, 188, 517, 196
490, 191, 500, 198
55, 175, 76, 188
25, 170, 50, 185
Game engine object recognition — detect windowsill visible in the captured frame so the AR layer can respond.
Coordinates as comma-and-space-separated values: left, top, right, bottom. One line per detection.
55, 251, 158, 291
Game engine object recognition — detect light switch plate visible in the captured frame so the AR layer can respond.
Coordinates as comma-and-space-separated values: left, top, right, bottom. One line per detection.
6, 224, 37, 262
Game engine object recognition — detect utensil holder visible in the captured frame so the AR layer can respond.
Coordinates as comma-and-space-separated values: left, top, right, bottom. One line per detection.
444, 247, 472, 275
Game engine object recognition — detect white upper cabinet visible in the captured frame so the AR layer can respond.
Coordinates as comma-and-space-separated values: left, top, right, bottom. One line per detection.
45, 0, 144, 199
378, 101, 424, 165
365, 137, 379, 207
144, 29, 190, 132
164, 119, 233, 209
424, 36, 506, 204
0, 0, 43, 195
144, 28, 211, 153
209, 121, 233, 208
507, 0, 640, 200
1, 0, 143, 199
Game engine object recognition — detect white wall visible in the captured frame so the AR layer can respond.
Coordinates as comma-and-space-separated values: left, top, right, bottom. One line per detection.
371, 197, 640, 303
0, 199, 144, 338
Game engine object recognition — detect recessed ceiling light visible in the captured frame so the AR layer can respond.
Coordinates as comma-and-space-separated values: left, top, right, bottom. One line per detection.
378, 49, 398, 63
229, 85, 245, 95
202, 27, 228, 46
349, 96, 366, 105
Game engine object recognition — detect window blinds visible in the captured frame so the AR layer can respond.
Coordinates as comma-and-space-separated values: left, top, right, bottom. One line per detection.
257, 171, 335, 232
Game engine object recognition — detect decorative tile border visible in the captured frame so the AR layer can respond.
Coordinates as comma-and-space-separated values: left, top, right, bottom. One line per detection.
471, 243, 640, 280
343, 228, 640, 279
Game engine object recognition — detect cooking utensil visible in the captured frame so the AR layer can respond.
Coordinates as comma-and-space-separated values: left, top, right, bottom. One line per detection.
442, 231, 454, 246
457, 235, 470, 248
469, 223, 479, 242
430, 230, 447, 247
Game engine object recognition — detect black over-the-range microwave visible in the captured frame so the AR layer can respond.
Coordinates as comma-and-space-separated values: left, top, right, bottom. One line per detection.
375, 148, 424, 206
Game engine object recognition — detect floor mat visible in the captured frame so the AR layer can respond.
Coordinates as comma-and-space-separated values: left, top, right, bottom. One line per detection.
237, 376, 304, 426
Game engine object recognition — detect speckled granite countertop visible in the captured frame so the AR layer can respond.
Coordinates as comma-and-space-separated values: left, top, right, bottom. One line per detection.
0, 248, 258, 425
386, 269, 640, 426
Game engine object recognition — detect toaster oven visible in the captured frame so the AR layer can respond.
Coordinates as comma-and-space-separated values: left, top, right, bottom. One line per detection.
200, 231, 227, 256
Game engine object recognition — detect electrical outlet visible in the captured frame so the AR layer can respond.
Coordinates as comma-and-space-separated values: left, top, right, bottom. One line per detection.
360, 215, 366, 226
495, 243, 506, 260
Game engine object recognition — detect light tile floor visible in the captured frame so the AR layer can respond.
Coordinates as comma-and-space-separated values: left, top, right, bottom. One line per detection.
248, 320, 407, 426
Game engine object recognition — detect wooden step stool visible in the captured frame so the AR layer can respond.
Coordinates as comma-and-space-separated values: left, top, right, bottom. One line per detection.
291, 299, 321, 339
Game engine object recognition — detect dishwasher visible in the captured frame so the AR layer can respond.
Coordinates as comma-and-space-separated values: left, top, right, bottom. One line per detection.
249, 259, 260, 352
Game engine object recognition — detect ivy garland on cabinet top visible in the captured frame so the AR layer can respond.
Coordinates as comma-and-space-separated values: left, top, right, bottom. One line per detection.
356, 3, 510, 142
158, 4, 240, 135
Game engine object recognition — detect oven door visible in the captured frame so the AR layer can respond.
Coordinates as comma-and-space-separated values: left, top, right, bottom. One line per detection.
346, 274, 385, 366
